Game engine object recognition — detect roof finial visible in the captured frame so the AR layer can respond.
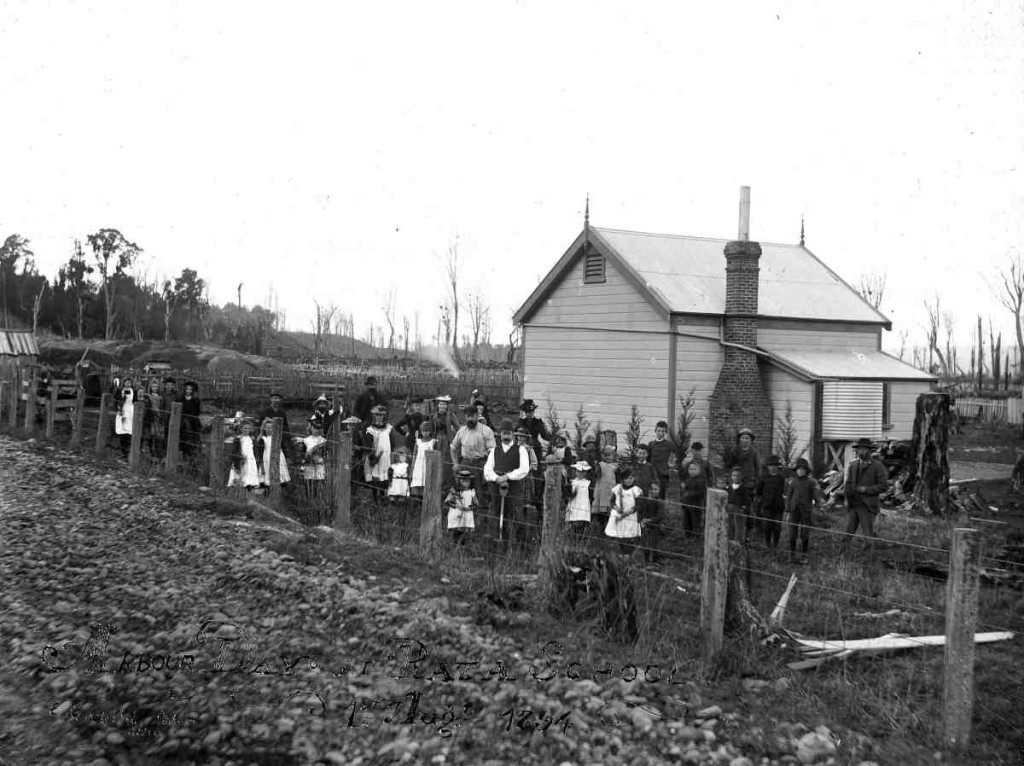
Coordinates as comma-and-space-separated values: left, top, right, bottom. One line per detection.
799, 215, 805, 246
584, 193, 590, 230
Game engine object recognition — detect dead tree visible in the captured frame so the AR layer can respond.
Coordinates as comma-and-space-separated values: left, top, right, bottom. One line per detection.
997, 253, 1024, 379
906, 393, 952, 514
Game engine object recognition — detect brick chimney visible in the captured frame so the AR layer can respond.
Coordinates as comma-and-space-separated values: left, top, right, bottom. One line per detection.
709, 186, 773, 461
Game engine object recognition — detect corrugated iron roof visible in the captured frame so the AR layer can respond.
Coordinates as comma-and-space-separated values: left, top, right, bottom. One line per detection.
0, 330, 39, 356
591, 227, 890, 326
762, 346, 935, 381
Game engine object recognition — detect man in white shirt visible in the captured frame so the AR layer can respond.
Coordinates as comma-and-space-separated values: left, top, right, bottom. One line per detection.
451, 405, 496, 497
483, 419, 531, 549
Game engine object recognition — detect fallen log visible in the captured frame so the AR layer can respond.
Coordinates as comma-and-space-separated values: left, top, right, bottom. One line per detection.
769, 573, 798, 627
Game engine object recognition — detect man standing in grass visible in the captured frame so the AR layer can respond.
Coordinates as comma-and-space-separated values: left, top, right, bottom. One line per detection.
841, 438, 889, 555
647, 420, 677, 500
451, 405, 495, 498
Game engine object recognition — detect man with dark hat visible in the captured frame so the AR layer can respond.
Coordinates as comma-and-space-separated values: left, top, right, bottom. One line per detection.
516, 399, 551, 456
841, 438, 888, 553
723, 427, 761, 492
354, 376, 384, 423
395, 397, 428, 451
310, 393, 339, 437
451, 404, 495, 496
483, 419, 531, 550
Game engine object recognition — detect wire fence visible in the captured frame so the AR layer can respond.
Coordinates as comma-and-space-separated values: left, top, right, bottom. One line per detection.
1, 380, 1021, 754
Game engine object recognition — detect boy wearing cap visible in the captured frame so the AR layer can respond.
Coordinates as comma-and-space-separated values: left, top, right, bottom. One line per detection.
785, 457, 825, 564
757, 455, 787, 551
724, 428, 761, 492
483, 419, 532, 550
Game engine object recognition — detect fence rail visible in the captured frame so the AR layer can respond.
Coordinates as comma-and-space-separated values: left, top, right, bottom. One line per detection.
954, 397, 1022, 424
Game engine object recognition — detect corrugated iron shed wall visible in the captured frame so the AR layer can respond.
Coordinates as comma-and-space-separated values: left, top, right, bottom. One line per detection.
821, 380, 883, 439
0, 330, 40, 356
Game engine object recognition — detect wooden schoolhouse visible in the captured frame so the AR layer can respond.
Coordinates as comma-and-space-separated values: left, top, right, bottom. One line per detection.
512, 189, 935, 473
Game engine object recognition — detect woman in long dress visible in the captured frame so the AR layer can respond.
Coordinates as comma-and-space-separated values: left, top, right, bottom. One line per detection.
429, 395, 460, 490
114, 378, 135, 458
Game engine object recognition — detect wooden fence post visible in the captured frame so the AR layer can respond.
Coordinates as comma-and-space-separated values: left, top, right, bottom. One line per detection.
128, 400, 146, 471
700, 487, 730, 666
165, 402, 182, 474
333, 430, 352, 529
418, 450, 443, 552
46, 385, 58, 439
943, 527, 980, 751
208, 416, 225, 493
8, 373, 18, 428
23, 369, 36, 434
538, 461, 564, 586
94, 393, 112, 454
267, 417, 283, 509
70, 387, 86, 450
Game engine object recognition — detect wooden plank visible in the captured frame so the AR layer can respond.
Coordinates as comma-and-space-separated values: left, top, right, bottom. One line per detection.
165, 402, 182, 474
332, 430, 352, 529
94, 393, 112, 454
0, 380, 6, 425
795, 631, 1012, 655
70, 387, 86, 450
943, 528, 981, 751
128, 400, 145, 471
208, 416, 225, 493
418, 450, 443, 552
267, 417, 283, 509
7, 370, 18, 428
701, 487, 729, 665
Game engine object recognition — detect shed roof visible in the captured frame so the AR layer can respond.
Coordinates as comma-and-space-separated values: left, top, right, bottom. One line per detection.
0, 330, 39, 356
762, 346, 935, 382
514, 226, 891, 327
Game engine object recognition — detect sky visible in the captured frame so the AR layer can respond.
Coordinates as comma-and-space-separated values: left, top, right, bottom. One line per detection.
1, 1, 1022, 361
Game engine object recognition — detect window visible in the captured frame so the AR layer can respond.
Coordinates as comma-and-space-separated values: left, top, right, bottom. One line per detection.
882, 382, 892, 430
583, 250, 605, 284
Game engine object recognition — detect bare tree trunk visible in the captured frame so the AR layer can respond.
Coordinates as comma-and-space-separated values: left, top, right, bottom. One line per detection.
31, 282, 46, 334
906, 393, 951, 514
977, 316, 984, 390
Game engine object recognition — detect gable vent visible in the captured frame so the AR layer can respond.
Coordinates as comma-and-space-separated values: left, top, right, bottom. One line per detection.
583, 251, 605, 284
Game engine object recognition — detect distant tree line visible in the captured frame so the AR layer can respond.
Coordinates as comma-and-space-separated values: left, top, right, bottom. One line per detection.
0, 228, 278, 355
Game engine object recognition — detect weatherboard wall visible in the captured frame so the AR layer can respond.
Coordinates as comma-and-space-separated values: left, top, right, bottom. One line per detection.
762, 364, 814, 459
757, 320, 881, 351
521, 325, 670, 438
888, 381, 934, 439
672, 317, 722, 447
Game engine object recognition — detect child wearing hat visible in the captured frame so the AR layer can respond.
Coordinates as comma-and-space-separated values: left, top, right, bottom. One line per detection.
757, 454, 787, 551
785, 457, 825, 564
607, 468, 643, 554
445, 468, 479, 546
565, 461, 593, 537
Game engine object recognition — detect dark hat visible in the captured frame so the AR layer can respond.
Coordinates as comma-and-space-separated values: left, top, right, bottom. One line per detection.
499, 418, 516, 432
854, 437, 874, 449
619, 467, 633, 479
583, 434, 597, 445
463, 404, 477, 415
520, 399, 536, 411
795, 457, 810, 471
184, 380, 198, 392
365, 376, 377, 386
737, 428, 755, 440
472, 399, 486, 408
691, 441, 704, 451
766, 454, 782, 467
457, 468, 473, 480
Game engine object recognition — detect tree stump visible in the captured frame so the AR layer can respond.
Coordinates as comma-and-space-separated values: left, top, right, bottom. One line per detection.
907, 393, 952, 514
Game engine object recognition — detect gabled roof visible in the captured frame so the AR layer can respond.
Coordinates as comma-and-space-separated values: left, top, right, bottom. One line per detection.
515, 226, 891, 328
0, 329, 39, 356
762, 346, 936, 382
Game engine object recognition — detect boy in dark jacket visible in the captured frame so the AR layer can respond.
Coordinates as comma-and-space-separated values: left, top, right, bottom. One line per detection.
726, 466, 754, 543
680, 460, 707, 538
631, 444, 658, 497
785, 458, 825, 564
647, 421, 677, 500
757, 454, 787, 551
637, 481, 667, 564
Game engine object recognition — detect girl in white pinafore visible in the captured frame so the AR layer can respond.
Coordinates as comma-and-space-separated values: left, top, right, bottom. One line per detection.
410, 421, 437, 498
388, 449, 411, 502
565, 461, 593, 537
257, 416, 291, 488
606, 470, 644, 555
228, 420, 260, 490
